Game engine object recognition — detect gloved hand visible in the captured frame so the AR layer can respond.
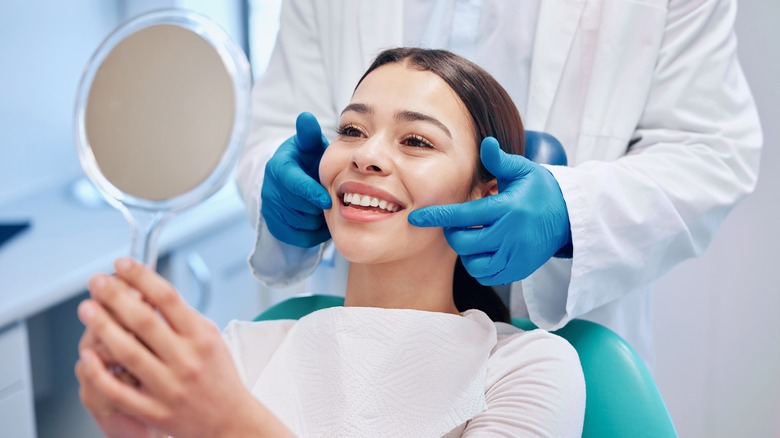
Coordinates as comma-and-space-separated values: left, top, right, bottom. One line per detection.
408, 137, 572, 285
261, 112, 332, 248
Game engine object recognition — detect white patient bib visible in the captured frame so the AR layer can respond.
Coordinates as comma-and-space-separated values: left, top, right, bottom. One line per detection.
252, 307, 497, 437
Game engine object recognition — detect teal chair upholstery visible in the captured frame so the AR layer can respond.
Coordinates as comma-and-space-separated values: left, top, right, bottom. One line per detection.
255, 295, 678, 437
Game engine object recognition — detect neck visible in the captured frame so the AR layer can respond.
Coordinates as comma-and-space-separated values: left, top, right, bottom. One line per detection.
344, 249, 459, 315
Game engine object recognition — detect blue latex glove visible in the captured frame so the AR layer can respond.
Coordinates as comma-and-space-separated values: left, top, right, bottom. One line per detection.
261, 112, 332, 248
408, 137, 572, 285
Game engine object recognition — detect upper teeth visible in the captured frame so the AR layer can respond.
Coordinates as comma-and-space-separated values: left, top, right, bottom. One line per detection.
343, 193, 399, 212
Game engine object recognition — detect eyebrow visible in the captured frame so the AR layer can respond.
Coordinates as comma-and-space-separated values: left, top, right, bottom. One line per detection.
341, 103, 453, 139
341, 103, 373, 116
395, 110, 452, 139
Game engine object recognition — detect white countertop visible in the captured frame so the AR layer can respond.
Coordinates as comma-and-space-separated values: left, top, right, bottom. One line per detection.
0, 175, 246, 328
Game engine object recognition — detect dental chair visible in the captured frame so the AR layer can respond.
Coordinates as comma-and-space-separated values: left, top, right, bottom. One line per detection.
252, 132, 678, 437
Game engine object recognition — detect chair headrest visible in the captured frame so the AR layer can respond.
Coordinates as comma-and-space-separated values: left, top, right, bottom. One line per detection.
525, 130, 568, 166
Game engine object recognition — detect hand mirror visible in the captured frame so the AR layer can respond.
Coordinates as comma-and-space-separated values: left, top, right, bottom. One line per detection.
75, 10, 251, 270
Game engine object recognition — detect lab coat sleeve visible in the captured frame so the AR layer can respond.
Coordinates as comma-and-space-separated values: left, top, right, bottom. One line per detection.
234, 0, 335, 286
526, 0, 762, 328
458, 329, 585, 437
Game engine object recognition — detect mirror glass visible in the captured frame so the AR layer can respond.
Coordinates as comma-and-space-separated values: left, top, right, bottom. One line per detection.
75, 10, 251, 269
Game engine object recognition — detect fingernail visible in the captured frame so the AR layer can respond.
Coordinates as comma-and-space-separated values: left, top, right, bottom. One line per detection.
78, 301, 96, 323
81, 349, 95, 367
90, 275, 106, 290
116, 258, 134, 273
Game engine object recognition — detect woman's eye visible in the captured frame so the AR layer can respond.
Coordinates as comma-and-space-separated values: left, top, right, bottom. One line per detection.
402, 135, 434, 149
336, 124, 364, 137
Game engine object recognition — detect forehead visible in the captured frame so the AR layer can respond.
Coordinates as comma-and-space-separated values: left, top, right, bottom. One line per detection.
350, 63, 474, 137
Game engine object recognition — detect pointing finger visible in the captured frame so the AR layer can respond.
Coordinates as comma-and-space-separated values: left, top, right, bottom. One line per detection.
408, 196, 502, 228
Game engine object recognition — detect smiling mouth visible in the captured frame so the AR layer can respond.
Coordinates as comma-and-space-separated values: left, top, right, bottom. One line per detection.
342, 192, 403, 213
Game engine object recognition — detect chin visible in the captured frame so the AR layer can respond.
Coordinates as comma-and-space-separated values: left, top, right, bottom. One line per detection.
331, 232, 396, 265
325, 209, 445, 265
325, 212, 394, 264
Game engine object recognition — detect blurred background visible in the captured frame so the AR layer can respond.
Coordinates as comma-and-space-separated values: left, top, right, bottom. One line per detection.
653, 1, 780, 435
0, 1, 777, 436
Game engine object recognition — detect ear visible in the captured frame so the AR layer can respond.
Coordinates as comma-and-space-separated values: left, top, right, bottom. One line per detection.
471, 179, 498, 200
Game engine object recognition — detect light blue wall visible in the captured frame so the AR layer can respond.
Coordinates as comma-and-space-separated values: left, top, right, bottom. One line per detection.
0, 1, 122, 204
0, 0, 248, 206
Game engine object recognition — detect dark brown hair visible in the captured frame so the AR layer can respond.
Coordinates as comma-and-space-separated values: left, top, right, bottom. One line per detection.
357, 48, 526, 323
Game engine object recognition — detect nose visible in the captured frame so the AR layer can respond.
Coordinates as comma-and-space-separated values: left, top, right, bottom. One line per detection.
351, 135, 392, 175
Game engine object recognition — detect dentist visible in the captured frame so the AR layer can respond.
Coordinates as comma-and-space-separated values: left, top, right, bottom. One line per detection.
236, 0, 762, 366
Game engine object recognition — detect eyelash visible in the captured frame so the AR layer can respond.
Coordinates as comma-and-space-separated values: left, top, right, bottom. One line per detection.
335, 124, 364, 138
401, 134, 434, 149
336, 124, 435, 149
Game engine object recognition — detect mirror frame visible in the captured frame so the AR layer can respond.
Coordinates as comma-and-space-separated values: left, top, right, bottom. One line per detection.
74, 8, 252, 215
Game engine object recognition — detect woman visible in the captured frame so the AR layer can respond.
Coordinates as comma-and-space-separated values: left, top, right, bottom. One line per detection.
76, 48, 585, 437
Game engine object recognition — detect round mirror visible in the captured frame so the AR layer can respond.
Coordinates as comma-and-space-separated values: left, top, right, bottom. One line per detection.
74, 9, 251, 269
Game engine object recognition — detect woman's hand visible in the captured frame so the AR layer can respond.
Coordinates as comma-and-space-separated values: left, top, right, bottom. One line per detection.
75, 258, 294, 438
76, 319, 159, 438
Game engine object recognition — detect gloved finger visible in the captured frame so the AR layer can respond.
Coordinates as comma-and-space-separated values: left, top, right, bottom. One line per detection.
443, 226, 500, 256
264, 210, 329, 247
278, 188, 331, 216
477, 267, 527, 286
272, 160, 332, 210
407, 196, 502, 228
295, 112, 328, 155
461, 252, 505, 281
262, 198, 326, 233
475, 246, 534, 285
281, 207, 328, 232
281, 224, 332, 248
480, 136, 535, 182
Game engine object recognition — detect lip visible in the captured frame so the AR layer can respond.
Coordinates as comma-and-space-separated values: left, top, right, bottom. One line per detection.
337, 181, 406, 210
336, 181, 406, 223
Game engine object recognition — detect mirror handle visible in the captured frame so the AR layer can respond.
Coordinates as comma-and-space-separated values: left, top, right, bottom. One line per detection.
124, 208, 169, 270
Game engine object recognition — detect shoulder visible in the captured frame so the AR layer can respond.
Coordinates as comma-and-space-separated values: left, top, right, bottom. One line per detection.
222, 319, 297, 389
489, 323, 583, 386
493, 322, 580, 362
460, 312, 581, 374
458, 322, 585, 436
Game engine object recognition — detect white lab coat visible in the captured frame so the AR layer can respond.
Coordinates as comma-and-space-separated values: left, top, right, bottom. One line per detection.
235, 0, 762, 365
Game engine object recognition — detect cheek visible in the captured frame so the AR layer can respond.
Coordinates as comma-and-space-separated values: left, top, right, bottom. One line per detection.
406, 160, 476, 208
318, 146, 339, 189
320, 145, 352, 229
